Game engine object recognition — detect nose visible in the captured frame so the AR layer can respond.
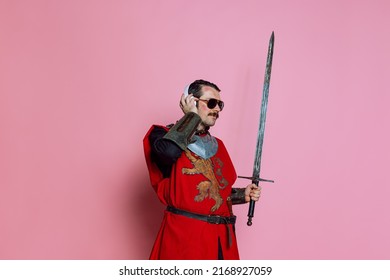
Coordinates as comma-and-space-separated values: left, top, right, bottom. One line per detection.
215, 105, 221, 111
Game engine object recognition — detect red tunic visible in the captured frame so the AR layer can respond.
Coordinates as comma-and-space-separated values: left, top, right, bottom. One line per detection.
143, 125, 239, 260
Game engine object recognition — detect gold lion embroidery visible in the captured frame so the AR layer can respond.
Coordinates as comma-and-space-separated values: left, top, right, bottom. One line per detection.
182, 149, 224, 212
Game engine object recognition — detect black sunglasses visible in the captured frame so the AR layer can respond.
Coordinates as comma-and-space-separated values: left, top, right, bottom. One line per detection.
198, 98, 224, 111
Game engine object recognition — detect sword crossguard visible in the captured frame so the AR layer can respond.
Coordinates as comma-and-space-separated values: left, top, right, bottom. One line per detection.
238, 175, 274, 184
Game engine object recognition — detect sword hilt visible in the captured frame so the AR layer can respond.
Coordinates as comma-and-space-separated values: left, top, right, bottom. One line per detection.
238, 175, 274, 226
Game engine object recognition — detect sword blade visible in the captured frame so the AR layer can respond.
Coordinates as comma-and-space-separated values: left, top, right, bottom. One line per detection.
247, 32, 275, 226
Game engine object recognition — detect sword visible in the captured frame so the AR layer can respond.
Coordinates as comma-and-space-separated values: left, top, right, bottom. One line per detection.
238, 32, 275, 226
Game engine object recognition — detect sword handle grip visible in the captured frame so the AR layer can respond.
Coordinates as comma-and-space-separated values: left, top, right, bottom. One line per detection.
247, 199, 256, 226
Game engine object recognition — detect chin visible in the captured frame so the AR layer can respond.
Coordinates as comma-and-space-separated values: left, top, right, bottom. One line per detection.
207, 121, 216, 127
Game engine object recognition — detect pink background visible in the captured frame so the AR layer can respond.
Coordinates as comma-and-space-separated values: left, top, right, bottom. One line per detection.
1, 0, 389, 259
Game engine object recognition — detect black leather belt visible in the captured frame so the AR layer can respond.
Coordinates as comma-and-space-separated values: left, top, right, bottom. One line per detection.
166, 206, 236, 225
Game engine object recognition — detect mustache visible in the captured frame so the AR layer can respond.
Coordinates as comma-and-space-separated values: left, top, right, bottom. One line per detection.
208, 112, 219, 118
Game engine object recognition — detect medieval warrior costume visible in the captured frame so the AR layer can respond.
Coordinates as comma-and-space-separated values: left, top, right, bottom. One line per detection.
143, 112, 247, 260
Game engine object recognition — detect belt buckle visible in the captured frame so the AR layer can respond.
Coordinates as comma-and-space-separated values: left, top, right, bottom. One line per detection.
207, 215, 221, 224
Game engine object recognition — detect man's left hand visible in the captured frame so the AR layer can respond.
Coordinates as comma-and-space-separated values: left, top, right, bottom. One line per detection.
245, 184, 261, 203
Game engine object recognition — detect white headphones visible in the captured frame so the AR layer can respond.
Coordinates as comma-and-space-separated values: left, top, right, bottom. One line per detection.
183, 84, 196, 106
183, 84, 190, 97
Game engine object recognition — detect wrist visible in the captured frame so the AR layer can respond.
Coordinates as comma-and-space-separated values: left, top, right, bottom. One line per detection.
231, 188, 247, 205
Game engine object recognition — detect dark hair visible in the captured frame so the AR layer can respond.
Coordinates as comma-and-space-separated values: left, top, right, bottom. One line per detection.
188, 79, 221, 98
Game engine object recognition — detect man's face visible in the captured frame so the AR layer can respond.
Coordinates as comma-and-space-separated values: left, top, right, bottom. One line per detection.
196, 86, 223, 129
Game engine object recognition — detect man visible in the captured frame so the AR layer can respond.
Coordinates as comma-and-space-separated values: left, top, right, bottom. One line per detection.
143, 79, 261, 260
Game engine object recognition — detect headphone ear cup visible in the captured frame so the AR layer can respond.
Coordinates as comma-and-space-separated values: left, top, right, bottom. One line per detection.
183, 85, 190, 97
